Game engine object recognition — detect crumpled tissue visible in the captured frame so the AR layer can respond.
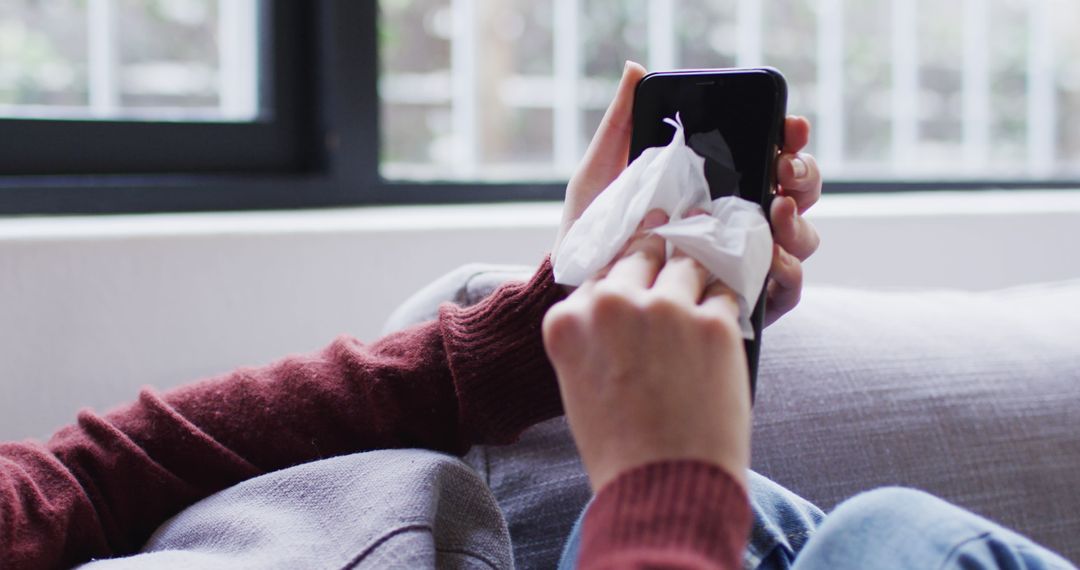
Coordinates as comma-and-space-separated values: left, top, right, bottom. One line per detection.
553, 114, 773, 339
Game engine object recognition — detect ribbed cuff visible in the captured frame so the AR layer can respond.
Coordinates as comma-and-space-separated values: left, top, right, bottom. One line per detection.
579, 460, 751, 570
439, 256, 567, 445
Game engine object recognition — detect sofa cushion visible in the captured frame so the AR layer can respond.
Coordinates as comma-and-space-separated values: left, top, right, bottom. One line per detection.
753, 281, 1080, 563
385, 265, 1080, 565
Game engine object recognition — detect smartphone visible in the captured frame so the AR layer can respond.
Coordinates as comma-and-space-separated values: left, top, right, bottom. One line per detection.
630, 67, 788, 400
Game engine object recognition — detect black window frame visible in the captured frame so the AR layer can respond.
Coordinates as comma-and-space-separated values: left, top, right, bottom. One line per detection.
0, 1, 310, 177
0, 0, 1077, 216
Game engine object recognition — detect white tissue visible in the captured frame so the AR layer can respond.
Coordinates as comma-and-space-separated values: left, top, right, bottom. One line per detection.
553, 114, 774, 339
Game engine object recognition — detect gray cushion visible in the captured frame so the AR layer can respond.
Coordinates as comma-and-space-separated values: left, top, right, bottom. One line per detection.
753, 282, 1080, 563
385, 265, 1080, 566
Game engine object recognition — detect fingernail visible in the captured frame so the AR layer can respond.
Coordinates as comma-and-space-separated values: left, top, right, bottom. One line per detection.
788, 197, 799, 221
643, 209, 668, 229
623, 60, 632, 74
790, 156, 808, 179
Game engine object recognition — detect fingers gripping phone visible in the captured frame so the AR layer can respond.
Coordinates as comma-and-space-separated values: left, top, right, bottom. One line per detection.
630, 67, 788, 400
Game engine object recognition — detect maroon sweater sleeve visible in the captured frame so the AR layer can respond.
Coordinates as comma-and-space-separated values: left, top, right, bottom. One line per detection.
0, 260, 565, 570
578, 460, 752, 570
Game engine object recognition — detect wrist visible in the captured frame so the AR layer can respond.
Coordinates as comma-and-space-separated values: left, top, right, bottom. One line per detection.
440, 256, 568, 445
579, 459, 752, 569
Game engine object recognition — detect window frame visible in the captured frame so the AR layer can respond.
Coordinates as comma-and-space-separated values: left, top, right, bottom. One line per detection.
0, 0, 1077, 216
0, 1, 317, 171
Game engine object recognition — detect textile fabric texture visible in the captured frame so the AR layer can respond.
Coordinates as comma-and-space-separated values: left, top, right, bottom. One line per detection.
0, 260, 566, 569
752, 281, 1080, 564
788, 487, 1075, 569
387, 265, 1080, 566
557, 471, 826, 570
77, 450, 514, 569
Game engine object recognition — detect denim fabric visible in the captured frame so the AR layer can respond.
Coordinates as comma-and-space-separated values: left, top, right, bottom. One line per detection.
557, 482, 1076, 570
556, 470, 826, 570
556, 500, 588, 570
791, 487, 1076, 570
743, 472, 826, 569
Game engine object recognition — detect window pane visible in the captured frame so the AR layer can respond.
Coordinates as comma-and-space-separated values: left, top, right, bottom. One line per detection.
0, 0, 260, 122
843, 0, 891, 170
381, 0, 558, 180
379, 0, 1080, 183
380, 0, 452, 177
1057, 3, 1080, 177
0, 1, 89, 110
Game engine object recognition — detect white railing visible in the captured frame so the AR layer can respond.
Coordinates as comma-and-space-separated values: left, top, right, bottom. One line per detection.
816, 0, 844, 171
962, 0, 991, 172
1027, 0, 1055, 177
87, 0, 118, 117
381, 0, 1073, 182
218, 0, 260, 120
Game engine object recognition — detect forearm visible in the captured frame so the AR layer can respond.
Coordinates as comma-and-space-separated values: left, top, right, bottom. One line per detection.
139, 258, 567, 468
0, 258, 564, 569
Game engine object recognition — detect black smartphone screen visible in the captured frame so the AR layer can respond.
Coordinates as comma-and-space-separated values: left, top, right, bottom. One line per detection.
629, 68, 787, 400
630, 69, 786, 208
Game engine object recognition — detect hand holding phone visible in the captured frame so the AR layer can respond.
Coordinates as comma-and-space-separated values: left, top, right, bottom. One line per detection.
630, 67, 789, 398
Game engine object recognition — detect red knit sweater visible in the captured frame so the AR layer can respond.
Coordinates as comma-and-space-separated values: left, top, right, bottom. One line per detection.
0, 259, 749, 569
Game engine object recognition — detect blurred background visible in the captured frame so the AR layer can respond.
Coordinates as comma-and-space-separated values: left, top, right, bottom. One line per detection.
0, 0, 257, 121
2, 1, 1079, 441
6, 0, 1080, 183
379, 0, 1080, 182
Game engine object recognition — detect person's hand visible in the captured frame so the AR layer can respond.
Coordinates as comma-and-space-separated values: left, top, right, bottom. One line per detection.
543, 209, 752, 492
553, 62, 823, 327
554, 61, 648, 256
765, 116, 822, 326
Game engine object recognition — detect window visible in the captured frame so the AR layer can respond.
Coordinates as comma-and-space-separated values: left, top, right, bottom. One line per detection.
0, 0, 259, 122
2, 1, 1078, 215
0, 0, 312, 183
381, 0, 1080, 184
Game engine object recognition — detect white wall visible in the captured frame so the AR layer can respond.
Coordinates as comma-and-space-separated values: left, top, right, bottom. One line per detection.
3, 190, 1080, 440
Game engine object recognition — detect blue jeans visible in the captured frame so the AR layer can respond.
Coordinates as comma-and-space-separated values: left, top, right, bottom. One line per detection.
557, 475, 1075, 570
557, 470, 826, 570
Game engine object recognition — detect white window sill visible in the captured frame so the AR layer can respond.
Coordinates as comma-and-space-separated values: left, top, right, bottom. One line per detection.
2, 189, 1079, 241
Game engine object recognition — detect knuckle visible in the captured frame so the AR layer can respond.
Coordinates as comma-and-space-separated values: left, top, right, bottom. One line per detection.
809, 224, 822, 252
590, 278, 620, 298
542, 310, 586, 360
789, 285, 803, 310
627, 245, 663, 267
669, 255, 701, 274
704, 279, 733, 300
591, 287, 636, 323
803, 155, 823, 196
798, 222, 822, 258
591, 280, 626, 303
542, 304, 582, 343
773, 260, 803, 308
788, 254, 805, 289
770, 245, 786, 270
775, 215, 797, 243
643, 293, 685, 320
698, 312, 742, 344
766, 278, 800, 319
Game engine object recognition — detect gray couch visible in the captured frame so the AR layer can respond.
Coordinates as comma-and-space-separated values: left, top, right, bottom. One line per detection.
384, 264, 1080, 568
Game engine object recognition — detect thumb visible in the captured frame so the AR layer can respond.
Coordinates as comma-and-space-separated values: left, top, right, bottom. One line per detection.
572, 60, 648, 192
